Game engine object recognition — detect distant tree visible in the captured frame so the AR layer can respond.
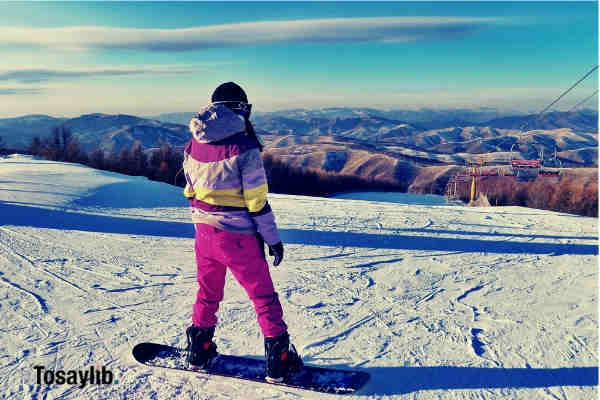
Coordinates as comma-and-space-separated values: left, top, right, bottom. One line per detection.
78, 150, 89, 165
104, 152, 118, 172
118, 146, 132, 175
159, 142, 173, 165
0, 136, 6, 156
581, 181, 598, 217
150, 147, 162, 169
65, 137, 81, 163
37, 132, 58, 161
154, 143, 177, 183
51, 127, 62, 160
158, 160, 170, 182
60, 126, 72, 160
41, 125, 75, 161
147, 149, 160, 180
131, 141, 147, 176
527, 179, 555, 210
89, 148, 105, 170
29, 137, 42, 156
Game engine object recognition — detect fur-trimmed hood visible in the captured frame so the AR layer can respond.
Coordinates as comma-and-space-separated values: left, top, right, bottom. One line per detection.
189, 104, 246, 143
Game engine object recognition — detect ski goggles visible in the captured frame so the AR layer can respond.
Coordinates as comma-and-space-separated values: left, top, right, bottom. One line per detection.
211, 101, 252, 118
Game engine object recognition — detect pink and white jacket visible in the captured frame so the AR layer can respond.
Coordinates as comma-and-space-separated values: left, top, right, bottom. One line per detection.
182, 104, 281, 245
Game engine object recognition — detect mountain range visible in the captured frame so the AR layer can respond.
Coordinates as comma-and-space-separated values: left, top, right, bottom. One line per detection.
148, 107, 597, 132
148, 107, 518, 128
1, 109, 597, 185
0, 113, 189, 154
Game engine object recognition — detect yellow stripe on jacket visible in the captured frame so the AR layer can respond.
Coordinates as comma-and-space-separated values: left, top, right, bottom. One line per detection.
184, 183, 268, 212
243, 184, 268, 213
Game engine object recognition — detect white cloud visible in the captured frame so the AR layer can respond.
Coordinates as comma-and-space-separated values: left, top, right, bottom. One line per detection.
0, 66, 204, 83
0, 17, 499, 52
0, 88, 44, 95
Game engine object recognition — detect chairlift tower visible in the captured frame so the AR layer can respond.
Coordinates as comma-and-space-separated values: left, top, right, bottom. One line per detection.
444, 173, 470, 201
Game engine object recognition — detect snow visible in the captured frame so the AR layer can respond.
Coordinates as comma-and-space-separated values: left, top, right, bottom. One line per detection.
331, 191, 452, 206
0, 154, 597, 399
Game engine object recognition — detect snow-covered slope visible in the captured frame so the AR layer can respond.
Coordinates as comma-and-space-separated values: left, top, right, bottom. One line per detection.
331, 191, 453, 206
0, 154, 597, 399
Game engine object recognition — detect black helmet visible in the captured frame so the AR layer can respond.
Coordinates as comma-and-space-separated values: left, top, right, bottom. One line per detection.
211, 82, 248, 103
211, 82, 252, 117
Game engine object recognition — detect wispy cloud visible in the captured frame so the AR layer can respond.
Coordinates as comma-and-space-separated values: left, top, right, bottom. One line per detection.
0, 17, 499, 52
0, 88, 44, 95
0, 66, 201, 83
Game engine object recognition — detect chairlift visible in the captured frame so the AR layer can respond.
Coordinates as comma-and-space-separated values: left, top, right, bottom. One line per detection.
480, 168, 500, 177
538, 147, 562, 181
538, 169, 561, 179
453, 174, 471, 182
509, 141, 540, 182
511, 159, 541, 168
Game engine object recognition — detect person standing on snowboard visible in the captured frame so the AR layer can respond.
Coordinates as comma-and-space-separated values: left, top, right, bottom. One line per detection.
182, 82, 302, 382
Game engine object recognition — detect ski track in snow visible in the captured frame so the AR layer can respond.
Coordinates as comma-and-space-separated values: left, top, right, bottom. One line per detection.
0, 155, 598, 399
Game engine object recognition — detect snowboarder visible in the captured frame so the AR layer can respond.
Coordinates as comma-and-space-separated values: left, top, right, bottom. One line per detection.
182, 82, 303, 383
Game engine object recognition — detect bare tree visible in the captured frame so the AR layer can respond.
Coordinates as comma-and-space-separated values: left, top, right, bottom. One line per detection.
131, 141, 147, 176
29, 137, 42, 156
89, 148, 105, 170
65, 137, 81, 163
61, 126, 72, 159
118, 146, 131, 175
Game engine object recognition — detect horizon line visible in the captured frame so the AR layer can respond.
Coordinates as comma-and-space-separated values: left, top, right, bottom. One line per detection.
1, 107, 598, 121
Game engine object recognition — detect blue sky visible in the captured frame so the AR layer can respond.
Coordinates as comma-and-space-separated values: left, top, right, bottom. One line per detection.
0, 1, 597, 117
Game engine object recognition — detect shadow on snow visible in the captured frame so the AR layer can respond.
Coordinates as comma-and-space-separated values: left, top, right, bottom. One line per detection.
0, 202, 195, 238
357, 365, 598, 396
0, 203, 596, 255
280, 229, 597, 256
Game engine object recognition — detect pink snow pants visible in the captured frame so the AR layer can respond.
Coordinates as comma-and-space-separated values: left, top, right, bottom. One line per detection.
192, 223, 287, 338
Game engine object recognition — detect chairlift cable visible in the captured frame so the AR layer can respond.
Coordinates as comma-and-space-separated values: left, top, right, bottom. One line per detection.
519, 65, 598, 134
508, 66, 597, 180
567, 89, 599, 112
537, 65, 598, 118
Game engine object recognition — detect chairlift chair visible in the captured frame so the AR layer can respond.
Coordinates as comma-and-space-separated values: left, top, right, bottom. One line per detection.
538, 147, 562, 181
509, 138, 542, 182
480, 168, 500, 177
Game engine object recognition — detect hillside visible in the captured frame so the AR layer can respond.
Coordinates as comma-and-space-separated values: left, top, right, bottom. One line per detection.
483, 111, 599, 132
2, 109, 596, 156
148, 108, 517, 127
0, 154, 597, 399
0, 109, 596, 194
0, 113, 189, 154
266, 135, 419, 183
0, 115, 68, 149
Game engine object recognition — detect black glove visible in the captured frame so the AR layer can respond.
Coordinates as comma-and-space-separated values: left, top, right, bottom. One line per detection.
268, 242, 284, 266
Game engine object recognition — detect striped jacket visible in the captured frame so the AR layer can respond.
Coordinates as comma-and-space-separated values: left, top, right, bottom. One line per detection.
182, 104, 281, 245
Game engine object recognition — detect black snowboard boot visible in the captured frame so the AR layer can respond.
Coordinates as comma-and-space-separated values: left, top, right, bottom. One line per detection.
264, 332, 303, 383
186, 325, 217, 369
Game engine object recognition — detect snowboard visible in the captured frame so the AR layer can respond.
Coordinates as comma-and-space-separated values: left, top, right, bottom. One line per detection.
132, 342, 370, 395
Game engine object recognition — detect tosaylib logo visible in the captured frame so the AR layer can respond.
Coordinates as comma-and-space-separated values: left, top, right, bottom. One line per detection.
34, 365, 118, 388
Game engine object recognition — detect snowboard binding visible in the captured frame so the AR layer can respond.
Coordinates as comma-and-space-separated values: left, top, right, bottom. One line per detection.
264, 332, 303, 383
186, 325, 218, 369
